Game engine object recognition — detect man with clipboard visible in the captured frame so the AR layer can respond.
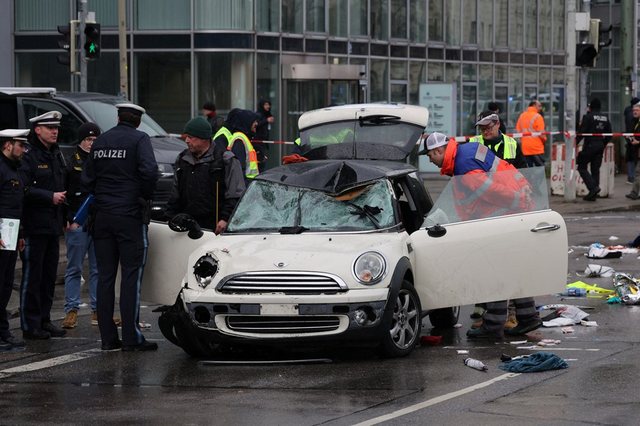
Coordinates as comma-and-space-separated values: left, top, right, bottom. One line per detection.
0, 129, 29, 350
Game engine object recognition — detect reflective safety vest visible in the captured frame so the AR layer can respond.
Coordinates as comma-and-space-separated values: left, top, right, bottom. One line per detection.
469, 134, 519, 161
229, 132, 259, 179
213, 126, 233, 144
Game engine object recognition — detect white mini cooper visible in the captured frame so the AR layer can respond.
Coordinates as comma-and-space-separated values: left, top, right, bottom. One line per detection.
143, 104, 567, 358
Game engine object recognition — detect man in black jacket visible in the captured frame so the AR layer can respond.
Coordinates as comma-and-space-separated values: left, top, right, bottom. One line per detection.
83, 103, 159, 351
0, 129, 29, 350
577, 98, 611, 201
61, 123, 100, 330
19, 111, 68, 340
165, 117, 245, 235
254, 99, 274, 172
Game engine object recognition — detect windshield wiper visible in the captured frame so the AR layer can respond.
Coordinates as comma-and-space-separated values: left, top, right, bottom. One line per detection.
347, 203, 382, 229
358, 114, 401, 126
279, 225, 309, 234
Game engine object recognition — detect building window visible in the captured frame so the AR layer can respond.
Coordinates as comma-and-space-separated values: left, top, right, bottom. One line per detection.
88, 0, 118, 27
306, 0, 326, 32
409, 61, 426, 104
196, 51, 254, 116
15, 0, 68, 31
429, 0, 444, 42
370, 59, 389, 101
257, 0, 280, 32
494, 0, 508, 47
329, 0, 347, 36
525, 1, 537, 49
445, 0, 461, 45
540, 0, 552, 52
136, 0, 189, 30
508, 0, 524, 50
349, 0, 368, 36
477, 0, 492, 48
409, 0, 426, 43
15, 53, 70, 89
136, 52, 190, 133
391, 0, 407, 39
463, 0, 477, 45
371, 0, 389, 41
552, 1, 565, 51
283, 0, 303, 33
195, 0, 253, 30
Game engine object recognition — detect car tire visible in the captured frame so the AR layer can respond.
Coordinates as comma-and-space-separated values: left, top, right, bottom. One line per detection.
161, 295, 211, 358
379, 280, 422, 358
429, 306, 460, 328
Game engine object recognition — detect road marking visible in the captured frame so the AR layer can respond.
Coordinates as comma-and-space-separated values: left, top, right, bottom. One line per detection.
516, 346, 600, 351
352, 373, 519, 426
0, 348, 101, 379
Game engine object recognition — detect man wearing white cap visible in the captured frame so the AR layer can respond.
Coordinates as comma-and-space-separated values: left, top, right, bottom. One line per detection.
19, 111, 68, 340
83, 102, 159, 351
419, 133, 541, 339
0, 129, 30, 350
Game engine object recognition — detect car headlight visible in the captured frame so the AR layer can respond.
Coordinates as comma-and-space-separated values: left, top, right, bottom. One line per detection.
193, 254, 219, 288
353, 251, 386, 285
158, 163, 174, 178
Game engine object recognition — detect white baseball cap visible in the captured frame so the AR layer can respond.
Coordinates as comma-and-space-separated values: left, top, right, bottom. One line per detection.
418, 132, 449, 155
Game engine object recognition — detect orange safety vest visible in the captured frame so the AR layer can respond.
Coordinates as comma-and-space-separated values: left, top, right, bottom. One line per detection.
516, 106, 547, 156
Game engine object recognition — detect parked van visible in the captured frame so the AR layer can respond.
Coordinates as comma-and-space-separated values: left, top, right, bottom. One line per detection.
0, 87, 185, 216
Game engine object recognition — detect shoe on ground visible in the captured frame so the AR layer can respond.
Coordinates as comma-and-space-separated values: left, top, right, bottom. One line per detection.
122, 340, 158, 352
101, 340, 122, 351
583, 187, 600, 201
627, 179, 634, 185
2, 334, 25, 347
505, 310, 518, 330
62, 310, 78, 329
471, 319, 483, 329
23, 329, 51, 340
466, 327, 503, 340
470, 306, 485, 319
41, 321, 67, 337
0, 341, 12, 351
91, 311, 98, 326
625, 192, 639, 200
505, 319, 543, 336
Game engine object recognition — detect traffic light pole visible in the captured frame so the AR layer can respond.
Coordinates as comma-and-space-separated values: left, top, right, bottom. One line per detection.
79, 0, 88, 92
564, 0, 578, 201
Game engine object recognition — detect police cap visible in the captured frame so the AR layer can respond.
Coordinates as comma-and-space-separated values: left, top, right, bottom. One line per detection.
29, 111, 62, 127
116, 103, 146, 116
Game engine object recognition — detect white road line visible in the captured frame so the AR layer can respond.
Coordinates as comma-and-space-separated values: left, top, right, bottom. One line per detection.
352, 373, 519, 426
0, 348, 102, 378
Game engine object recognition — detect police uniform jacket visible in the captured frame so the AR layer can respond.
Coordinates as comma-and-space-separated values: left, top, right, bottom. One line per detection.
165, 145, 245, 230
83, 122, 158, 218
577, 111, 612, 148
0, 152, 24, 220
65, 146, 90, 221
19, 138, 66, 236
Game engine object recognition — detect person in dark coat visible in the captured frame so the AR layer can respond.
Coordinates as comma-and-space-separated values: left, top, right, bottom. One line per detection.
624, 98, 640, 184
576, 98, 611, 201
254, 99, 274, 172
0, 129, 29, 350
82, 103, 159, 352
19, 111, 68, 340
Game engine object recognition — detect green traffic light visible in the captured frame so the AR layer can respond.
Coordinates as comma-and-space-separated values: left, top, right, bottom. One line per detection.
89, 42, 96, 54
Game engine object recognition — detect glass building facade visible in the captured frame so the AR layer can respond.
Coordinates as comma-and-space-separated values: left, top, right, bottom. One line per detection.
9, 0, 570, 167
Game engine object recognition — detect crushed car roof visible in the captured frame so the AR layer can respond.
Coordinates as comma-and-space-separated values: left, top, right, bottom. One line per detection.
256, 159, 416, 195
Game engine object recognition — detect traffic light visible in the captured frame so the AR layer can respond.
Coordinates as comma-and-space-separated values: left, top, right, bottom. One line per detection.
84, 23, 101, 60
576, 19, 612, 68
57, 24, 71, 65
576, 43, 598, 67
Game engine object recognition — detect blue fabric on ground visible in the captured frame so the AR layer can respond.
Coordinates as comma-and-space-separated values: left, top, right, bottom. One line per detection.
499, 351, 568, 373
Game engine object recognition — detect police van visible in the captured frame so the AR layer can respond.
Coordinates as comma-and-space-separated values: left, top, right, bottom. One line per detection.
0, 87, 185, 216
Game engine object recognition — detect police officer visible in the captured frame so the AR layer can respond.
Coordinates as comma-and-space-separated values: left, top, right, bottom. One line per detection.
19, 111, 68, 340
165, 117, 245, 234
0, 129, 30, 350
82, 103, 159, 351
577, 98, 611, 201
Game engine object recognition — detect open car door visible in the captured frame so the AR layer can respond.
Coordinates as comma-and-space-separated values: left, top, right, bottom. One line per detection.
409, 167, 568, 310
141, 221, 215, 305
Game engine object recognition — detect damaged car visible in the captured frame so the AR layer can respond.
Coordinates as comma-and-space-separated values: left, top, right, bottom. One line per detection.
142, 103, 568, 358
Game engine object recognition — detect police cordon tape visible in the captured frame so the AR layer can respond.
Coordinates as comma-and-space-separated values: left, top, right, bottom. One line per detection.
251, 131, 640, 146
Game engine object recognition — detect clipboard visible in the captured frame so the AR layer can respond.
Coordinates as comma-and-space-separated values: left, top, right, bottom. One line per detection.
0, 218, 20, 251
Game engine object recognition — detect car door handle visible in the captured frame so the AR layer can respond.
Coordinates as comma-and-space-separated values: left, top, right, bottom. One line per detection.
530, 224, 561, 232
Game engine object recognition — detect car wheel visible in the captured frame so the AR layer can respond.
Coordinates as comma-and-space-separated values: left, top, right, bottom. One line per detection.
379, 280, 422, 358
163, 296, 211, 358
429, 306, 460, 328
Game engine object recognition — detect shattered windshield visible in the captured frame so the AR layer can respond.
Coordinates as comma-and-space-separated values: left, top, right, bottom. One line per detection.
424, 167, 549, 226
227, 179, 396, 233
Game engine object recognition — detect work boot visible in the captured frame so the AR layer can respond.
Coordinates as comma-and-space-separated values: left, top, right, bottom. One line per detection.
625, 192, 639, 200
122, 340, 158, 352
466, 327, 503, 340
505, 319, 543, 336
504, 305, 518, 330
470, 305, 485, 319
41, 321, 67, 337
2, 334, 25, 347
583, 187, 600, 201
0, 341, 11, 351
62, 310, 78, 329
23, 329, 51, 340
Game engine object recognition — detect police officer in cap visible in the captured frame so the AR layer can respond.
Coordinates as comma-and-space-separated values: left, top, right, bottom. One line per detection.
82, 103, 159, 351
19, 111, 68, 340
0, 129, 30, 350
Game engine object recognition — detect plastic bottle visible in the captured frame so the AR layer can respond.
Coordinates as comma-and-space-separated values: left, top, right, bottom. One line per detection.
463, 357, 488, 371
561, 287, 587, 297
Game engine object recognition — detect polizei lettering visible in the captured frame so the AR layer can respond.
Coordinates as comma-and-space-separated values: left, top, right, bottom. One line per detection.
93, 149, 127, 159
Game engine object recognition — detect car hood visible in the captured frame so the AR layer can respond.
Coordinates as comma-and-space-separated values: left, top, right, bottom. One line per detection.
256, 159, 415, 195
149, 136, 185, 164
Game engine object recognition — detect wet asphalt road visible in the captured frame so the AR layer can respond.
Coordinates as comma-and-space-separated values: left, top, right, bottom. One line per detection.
1, 212, 640, 425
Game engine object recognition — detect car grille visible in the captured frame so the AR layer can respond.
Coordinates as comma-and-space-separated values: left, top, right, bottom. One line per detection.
224, 315, 343, 335
218, 272, 347, 294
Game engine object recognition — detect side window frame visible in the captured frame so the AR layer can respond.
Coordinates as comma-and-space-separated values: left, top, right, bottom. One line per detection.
18, 98, 84, 152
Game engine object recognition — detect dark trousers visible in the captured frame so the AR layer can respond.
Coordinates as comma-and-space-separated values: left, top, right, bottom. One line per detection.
577, 143, 604, 192
483, 297, 540, 333
0, 249, 18, 338
93, 213, 148, 347
20, 235, 59, 331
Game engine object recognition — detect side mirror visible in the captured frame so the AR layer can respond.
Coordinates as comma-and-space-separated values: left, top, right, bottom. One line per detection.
426, 224, 447, 238
168, 213, 204, 240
